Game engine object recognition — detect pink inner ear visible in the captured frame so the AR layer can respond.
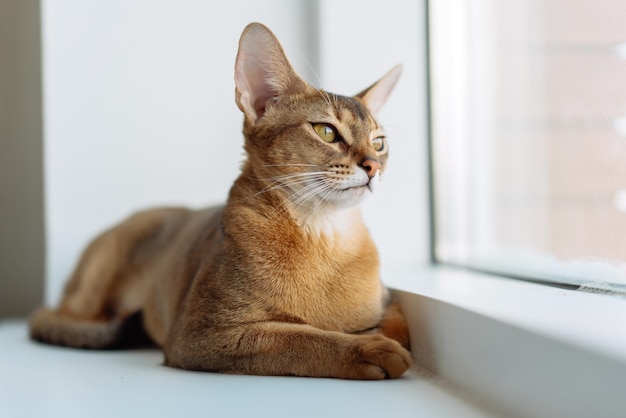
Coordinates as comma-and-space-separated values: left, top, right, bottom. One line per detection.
251, 80, 273, 118
234, 23, 308, 123
237, 49, 275, 119
235, 54, 272, 122
234, 25, 288, 122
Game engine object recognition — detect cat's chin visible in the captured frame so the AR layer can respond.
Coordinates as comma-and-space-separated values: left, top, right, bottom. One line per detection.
330, 185, 373, 209
331, 173, 380, 208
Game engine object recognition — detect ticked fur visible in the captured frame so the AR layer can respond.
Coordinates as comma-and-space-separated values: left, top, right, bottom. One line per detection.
29, 23, 412, 380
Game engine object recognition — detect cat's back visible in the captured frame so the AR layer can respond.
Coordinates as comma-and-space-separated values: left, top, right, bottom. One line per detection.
131, 204, 226, 283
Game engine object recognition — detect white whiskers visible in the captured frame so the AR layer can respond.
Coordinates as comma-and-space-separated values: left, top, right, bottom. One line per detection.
237, 162, 372, 226
238, 171, 328, 205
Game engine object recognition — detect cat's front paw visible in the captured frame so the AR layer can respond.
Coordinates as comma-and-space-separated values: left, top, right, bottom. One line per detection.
346, 334, 412, 380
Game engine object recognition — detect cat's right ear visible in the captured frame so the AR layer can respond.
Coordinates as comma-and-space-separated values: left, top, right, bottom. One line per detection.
235, 23, 308, 123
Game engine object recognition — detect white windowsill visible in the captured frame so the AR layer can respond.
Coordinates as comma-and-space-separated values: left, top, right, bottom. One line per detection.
0, 322, 497, 418
386, 264, 626, 418
2, 265, 625, 418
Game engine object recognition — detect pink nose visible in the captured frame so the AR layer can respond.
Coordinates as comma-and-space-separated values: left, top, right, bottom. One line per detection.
361, 158, 381, 178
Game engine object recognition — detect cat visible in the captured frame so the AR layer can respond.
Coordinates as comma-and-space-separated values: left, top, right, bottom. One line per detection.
29, 22, 412, 380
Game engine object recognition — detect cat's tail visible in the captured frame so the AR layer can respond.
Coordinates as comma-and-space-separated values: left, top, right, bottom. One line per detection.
29, 308, 145, 349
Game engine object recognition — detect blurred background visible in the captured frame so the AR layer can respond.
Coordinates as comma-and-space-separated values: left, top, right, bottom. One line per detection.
0, 0, 428, 316
430, 0, 626, 290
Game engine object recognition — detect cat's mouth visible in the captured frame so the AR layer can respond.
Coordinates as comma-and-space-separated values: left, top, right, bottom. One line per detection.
343, 184, 369, 196
367, 173, 380, 193
336, 172, 380, 202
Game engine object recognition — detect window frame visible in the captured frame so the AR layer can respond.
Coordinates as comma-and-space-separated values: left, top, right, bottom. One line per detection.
424, 0, 626, 295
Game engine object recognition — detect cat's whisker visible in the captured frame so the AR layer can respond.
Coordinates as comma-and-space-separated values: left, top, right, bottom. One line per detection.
309, 183, 337, 215
308, 83, 334, 111
315, 87, 334, 110
250, 170, 328, 184
294, 182, 330, 205
241, 179, 317, 203
272, 177, 328, 195
265, 174, 328, 191
262, 163, 322, 168
295, 49, 324, 89
327, 90, 337, 110
255, 172, 328, 182
330, 91, 339, 109
286, 180, 336, 215
237, 173, 329, 204
270, 180, 330, 220
282, 182, 323, 210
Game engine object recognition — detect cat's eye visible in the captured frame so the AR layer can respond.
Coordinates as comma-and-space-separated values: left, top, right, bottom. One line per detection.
372, 137, 385, 152
312, 124, 337, 143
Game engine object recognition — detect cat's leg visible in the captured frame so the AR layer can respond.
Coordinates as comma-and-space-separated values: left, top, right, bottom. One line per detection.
354, 299, 410, 350
29, 209, 182, 348
375, 299, 411, 350
164, 322, 412, 379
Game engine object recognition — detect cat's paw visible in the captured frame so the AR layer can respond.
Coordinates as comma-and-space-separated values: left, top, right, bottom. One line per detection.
346, 334, 413, 380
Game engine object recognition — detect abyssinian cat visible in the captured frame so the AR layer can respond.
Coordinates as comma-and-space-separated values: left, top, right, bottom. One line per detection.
29, 22, 412, 380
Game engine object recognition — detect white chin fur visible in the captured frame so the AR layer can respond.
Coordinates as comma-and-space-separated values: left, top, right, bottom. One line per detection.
334, 169, 381, 208
293, 172, 380, 236
296, 207, 359, 237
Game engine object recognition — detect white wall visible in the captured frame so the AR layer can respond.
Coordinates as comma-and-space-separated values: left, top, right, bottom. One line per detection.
43, 0, 428, 304
42, 0, 319, 304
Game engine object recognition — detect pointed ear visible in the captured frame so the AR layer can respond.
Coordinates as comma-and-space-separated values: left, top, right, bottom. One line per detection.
234, 23, 308, 123
356, 65, 403, 117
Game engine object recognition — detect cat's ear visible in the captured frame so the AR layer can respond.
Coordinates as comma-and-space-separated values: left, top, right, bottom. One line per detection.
356, 65, 403, 117
235, 23, 308, 123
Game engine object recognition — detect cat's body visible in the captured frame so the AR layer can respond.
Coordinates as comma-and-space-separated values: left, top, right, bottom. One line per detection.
29, 23, 412, 380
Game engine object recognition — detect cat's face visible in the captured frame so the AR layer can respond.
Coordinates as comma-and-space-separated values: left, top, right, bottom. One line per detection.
246, 91, 389, 212
234, 23, 400, 220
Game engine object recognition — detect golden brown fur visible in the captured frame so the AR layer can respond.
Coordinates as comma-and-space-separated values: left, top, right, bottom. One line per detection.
29, 23, 412, 379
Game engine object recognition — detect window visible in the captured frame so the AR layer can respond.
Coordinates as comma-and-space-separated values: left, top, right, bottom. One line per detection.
429, 0, 626, 294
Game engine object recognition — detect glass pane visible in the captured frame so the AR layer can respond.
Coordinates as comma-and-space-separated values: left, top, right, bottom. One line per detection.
430, 0, 626, 291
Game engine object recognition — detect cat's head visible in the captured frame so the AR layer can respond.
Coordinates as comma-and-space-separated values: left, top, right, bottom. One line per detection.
234, 23, 401, 217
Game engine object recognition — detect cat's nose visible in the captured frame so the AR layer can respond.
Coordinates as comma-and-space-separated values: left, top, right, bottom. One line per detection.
360, 158, 381, 178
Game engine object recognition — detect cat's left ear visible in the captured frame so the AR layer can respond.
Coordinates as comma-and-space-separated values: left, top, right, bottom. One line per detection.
356, 65, 403, 117
234, 23, 309, 123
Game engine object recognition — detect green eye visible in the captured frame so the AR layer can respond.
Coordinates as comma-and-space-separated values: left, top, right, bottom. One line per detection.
313, 124, 337, 143
372, 137, 385, 151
